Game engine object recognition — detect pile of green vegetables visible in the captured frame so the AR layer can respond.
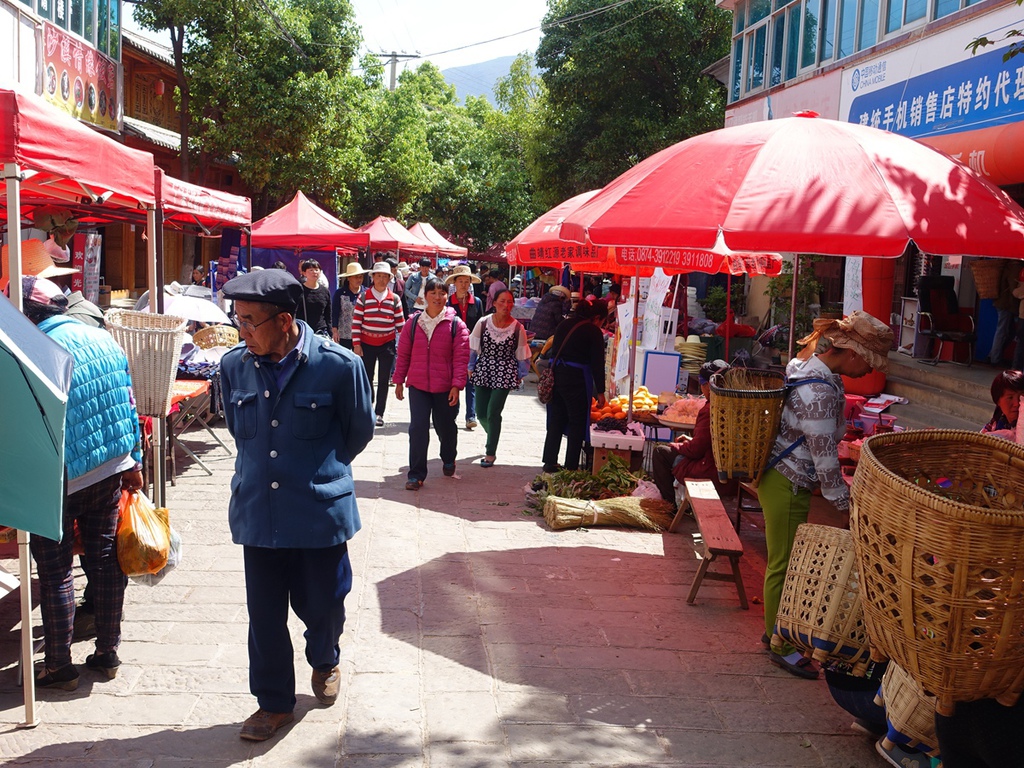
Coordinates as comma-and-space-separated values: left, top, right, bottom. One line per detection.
527, 455, 646, 513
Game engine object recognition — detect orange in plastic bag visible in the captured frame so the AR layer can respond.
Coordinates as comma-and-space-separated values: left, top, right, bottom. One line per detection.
116, 490, 171, 576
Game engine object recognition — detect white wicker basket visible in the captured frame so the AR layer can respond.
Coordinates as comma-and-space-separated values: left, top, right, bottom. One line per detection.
106, 309, 187, 417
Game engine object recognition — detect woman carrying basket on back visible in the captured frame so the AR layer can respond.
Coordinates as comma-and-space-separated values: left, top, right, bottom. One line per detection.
758, 311, 892, 680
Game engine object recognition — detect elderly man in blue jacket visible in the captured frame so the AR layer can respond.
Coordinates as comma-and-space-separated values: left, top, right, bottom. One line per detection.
220, 269, 374, 742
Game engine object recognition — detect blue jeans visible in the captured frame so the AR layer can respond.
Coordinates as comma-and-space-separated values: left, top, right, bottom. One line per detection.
464, 382, 476, 422
243, 543, 352, 713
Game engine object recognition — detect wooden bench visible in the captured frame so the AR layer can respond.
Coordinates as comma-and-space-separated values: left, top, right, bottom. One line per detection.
669, 479, 748, 610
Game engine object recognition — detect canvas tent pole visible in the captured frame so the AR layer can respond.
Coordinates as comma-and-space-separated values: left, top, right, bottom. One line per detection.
4, 161, 39, 728
788, 254, 800, 360
147, 207, 167, 508
626, 268, 640, 421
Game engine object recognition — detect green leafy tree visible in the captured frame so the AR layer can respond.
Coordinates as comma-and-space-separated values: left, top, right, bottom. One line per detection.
532, 0, 731, 207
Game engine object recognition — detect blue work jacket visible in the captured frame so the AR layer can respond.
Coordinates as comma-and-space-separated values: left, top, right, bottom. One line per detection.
220, 322, 375, 548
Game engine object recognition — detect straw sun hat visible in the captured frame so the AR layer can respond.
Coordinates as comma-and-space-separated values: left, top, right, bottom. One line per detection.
1, 238, 79, 289
797, 310, 894, 373
444, 264, 481, 285
340, 262, 368, 280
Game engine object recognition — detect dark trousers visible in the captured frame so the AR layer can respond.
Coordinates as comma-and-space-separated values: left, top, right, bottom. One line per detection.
243, 542, 352, 714
935, 695, 1024, 767
652, 445, 681, 503
31, 473, 127, 669
407, 386, 458, 482
542, 379, 590, 470
1014, 318, 1024, 370
361, 340, 396, 417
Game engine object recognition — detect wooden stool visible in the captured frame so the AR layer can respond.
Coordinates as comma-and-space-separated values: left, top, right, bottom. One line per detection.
671, 479, 748, 609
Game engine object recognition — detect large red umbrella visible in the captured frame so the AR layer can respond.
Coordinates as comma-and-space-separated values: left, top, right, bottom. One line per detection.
560, 113, 1024, 259
507, 191, 781, 277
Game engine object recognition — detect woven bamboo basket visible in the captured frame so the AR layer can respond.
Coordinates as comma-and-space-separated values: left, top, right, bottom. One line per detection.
106, 309, 187, 417
874, 661, 940, 756
709, 368, 786, 482
772, 524, 871, 674
193, 324, 239, 349
850, 429, 1024, 716
968, 259, 1002, 300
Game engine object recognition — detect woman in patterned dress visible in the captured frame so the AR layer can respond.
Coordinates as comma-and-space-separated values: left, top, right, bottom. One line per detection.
468, 290, 531, 467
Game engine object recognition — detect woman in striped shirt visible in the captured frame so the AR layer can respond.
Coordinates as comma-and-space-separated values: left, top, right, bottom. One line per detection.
352, 261, 406, 427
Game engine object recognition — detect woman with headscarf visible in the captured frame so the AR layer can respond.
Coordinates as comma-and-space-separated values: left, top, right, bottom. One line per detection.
540, 298, 609, 473
469, 289, 531, 467
651, 359, 730, 503
758, 311, 893, 680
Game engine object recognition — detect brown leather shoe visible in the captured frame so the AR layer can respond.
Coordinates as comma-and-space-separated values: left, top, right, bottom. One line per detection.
239, 708, 295, 741
311, 665, 340, 705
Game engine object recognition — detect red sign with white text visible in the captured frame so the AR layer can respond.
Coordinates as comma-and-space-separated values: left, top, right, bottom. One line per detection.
41, 22, 121, 132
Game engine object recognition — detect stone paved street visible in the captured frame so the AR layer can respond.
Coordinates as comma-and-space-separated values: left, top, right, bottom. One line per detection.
0, 382, 882, 767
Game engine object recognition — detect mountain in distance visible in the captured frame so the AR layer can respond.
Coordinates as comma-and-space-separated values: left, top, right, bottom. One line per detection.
441, 55, 519, 105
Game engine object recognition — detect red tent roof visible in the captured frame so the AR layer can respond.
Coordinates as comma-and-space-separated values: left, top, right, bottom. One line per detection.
408, 222, 467, 257
0, 87, 155, 210
359, 216, 438, 255
250, 191, 369, 250
157, 169, 251, 231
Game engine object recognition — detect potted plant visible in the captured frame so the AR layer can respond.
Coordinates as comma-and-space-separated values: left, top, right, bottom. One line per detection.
701, 283, 746, 323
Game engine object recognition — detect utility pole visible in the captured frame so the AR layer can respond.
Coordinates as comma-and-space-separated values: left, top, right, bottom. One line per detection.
373, 51, 420, 91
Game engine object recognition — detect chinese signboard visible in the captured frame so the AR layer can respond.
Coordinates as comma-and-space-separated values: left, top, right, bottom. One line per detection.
41, 22, 121, 132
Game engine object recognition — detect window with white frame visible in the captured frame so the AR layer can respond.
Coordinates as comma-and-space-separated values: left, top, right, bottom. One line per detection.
14, 0, 122, 59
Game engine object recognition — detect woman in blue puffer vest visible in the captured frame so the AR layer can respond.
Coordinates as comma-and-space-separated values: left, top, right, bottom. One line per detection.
19, 276, 142, 691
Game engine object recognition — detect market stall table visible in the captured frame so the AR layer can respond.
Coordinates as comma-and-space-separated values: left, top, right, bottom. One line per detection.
166, 379, 232, 480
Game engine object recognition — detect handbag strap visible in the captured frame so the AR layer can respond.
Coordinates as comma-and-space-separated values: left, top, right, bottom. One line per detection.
552, 320, 586, 364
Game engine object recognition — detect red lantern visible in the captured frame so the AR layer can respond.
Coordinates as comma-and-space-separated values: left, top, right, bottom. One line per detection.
153, 79, 165, 97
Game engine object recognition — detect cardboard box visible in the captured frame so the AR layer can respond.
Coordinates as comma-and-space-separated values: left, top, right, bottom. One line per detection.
590, 431, 644, 451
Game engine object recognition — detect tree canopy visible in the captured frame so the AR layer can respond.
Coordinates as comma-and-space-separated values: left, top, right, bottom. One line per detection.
532, 0, 730, 207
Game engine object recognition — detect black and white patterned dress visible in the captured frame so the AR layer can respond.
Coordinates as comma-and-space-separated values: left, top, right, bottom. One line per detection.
470, 317, 523, 390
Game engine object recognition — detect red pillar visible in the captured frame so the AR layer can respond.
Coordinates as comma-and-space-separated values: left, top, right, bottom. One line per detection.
843, 258, 895, 397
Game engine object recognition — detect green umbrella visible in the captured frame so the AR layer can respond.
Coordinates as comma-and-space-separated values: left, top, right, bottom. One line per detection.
0, 294, 72, 541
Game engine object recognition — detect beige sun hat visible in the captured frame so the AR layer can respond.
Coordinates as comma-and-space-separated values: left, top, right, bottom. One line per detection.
797, 310, 894, 373
1, 238, 80, 289
340, 262, 368, 280
444, 264, 481, 285
369, 261, 393, 277
548, 285, 570, 299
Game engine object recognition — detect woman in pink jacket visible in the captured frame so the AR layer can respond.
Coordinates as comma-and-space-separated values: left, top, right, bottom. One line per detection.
393, 277, 470, 490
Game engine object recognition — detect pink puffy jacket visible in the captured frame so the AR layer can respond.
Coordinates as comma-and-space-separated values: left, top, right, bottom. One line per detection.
392, 307, 470, 393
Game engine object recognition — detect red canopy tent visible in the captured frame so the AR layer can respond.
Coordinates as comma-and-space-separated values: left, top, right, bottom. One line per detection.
157, 169, 251, 232
2, 86, 159, 728
250, 190, 369, 251
359, 215, 438, 258
408, 222, 468, 258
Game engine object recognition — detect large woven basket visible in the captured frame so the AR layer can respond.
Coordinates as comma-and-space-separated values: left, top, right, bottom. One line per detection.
773, 524, 871, 674
875, 661, 940, 756
106, 309, 187, 417
709, 368, 786, 482
850, 429, 1024, 716
193, 324, 239, 349
968, 259, 1003, 300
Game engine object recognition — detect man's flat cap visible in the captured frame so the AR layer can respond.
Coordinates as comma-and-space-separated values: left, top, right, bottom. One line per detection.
222, 270, 302, 310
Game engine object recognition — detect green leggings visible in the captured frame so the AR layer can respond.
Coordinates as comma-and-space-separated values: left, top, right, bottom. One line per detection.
757, 467, 811, 653
475, 385, 510, 457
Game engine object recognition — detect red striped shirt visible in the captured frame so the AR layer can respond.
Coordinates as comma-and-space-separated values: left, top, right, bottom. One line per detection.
352, 289, 405, 346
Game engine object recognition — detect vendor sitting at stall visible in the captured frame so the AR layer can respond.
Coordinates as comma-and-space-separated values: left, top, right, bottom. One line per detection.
651, 359, 730, 504
981, 369, 1024, 440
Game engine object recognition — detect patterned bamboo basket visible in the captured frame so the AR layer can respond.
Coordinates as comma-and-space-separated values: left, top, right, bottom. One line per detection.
874, 661, 940, 757
709, 368, 786, 482
772, 524, 871, 674
968, 259, 1002, 300
193, 324, 239, 349
850, 429, 1024, 716
106, 309, 187, 417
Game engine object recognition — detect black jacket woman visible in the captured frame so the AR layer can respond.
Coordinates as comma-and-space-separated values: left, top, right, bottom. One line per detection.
541, 299, 608, 472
